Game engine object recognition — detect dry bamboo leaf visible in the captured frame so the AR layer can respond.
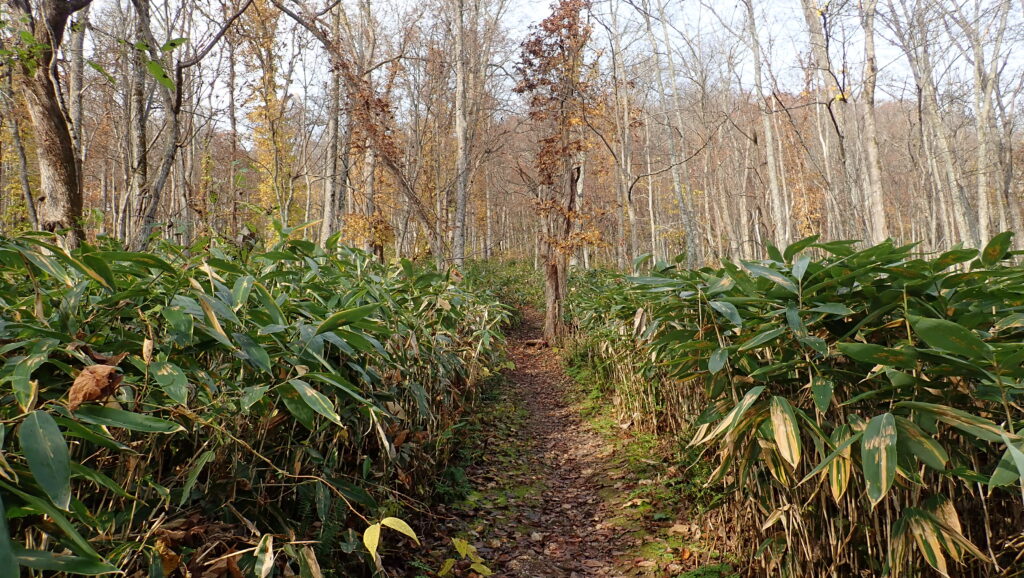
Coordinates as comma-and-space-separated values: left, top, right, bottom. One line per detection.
69, 365, 122, 410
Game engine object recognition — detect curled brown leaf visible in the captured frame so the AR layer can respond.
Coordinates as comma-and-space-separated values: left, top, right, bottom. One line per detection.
69, 364, 122, 410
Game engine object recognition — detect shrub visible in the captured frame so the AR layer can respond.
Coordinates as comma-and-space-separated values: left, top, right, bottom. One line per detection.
0, 230, 509, 575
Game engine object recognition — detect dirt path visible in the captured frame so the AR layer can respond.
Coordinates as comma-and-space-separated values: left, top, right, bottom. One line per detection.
487, 311, 624, 576
412, 310, 728, 578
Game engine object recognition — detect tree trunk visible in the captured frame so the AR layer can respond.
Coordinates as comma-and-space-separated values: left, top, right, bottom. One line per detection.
7, 0, 95, 247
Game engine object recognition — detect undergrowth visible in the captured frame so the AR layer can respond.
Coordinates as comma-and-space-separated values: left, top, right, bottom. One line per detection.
0, 228, 510, 576
567, 233, 1024, 576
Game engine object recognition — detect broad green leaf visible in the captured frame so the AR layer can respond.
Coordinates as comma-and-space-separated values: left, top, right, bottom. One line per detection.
861, 413, 898, 507
709, 301, 742, 326
146, 60, 175, 90
770, 397, 801, 468
95, 251, 176, 274
72, 406, 185, 434
895, 401, 1012, 443
287, 380, 343, 426
708, 349, 728, 374
989, 438, 1024, 487
317, 304, 380, 335
838, 342, 918, 368
738, 328, 785, 351
792, 255, 811, 282
278, 384, 316, 430
15, 549, 118, 575
980, 231, 1014, 266
150, 361, 188, 405
808, 302, 855, 315
70, 462, 133, 499
0, 481, 99, 558
254, 534, 274, 578
380, 517, 420, 545
894, 416, 948, 471
160, 37, 189, 52
80, 254, 117, 291
19, 411, 71, 510
233, 333, 272, 373
742, 261, 798, 294
241, 385, 270, 411
783, 234, 820, 261
908, 315, 990, 360
785, 304, 807, 337
0, 496, 18, 576
811, 377, 833, 412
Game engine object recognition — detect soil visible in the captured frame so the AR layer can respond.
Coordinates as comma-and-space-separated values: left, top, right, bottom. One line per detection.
408, 310, 731, 578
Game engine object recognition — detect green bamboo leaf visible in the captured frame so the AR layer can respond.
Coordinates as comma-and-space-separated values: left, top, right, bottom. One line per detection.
80, 254, 117, 291
19, 411, 71, 510
827, 425, 853, 502
908, 315, 990, 359
287, 380, 343, 426
0, 481, 99, 559
317, 304, 380, 335
179, 450, 216, 506
95, 251, 176, 274
233, 333, 272, 373
838, 342, 918, 368
72, 406, 185, 434
709, 300, 742, 326
980, 231, 1014, 266
792, 255, 811, 281
254, 534, 274, 578
741, 261, 798, 294
933, 248, 978, 270
783, 234, 820, 261
150, 361, 188, 405
0, 496, 18, 576
15, 549, 118, 575
808, 302, 855, 315
907, 512, 949, 576
770, 397, 801, 468
738, 327, 786, 351
988, 433, 1024, 488
70, 462, 133, 499
894, 416, 948, 471
708, 349, 728, 374
895, 401, 1012, 443
862, 413, 898, 507
811, 377, 833, 412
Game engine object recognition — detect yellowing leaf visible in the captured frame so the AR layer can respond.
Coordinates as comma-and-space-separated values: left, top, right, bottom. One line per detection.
363, 523, 381, 561
381, 517, 419, 545
770, 396, 801, 468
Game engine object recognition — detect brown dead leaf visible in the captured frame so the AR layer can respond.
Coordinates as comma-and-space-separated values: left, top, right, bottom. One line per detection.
393, 429, 409, 447
156, 538, 181, 576
81, 345, 129, 366
69, 365, 122, 410
142, 338, 154, 365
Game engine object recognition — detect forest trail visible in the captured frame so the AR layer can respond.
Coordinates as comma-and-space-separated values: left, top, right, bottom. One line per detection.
416, 309, 714, 577
484, 310, 622, 576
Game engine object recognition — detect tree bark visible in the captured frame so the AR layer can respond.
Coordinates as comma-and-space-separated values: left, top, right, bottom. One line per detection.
7, 0, 94, 246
